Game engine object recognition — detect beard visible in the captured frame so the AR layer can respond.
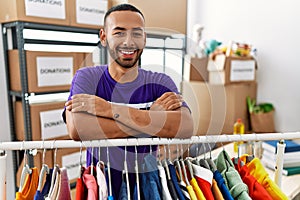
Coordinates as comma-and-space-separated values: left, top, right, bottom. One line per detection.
107, 41, 143, 69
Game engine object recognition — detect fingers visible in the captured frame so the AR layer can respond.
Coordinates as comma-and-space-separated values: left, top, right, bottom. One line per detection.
153, 92, 183, 111
66, 94, 94, 112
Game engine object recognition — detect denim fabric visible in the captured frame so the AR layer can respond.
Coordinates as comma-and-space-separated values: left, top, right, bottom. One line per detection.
118, 180, 128, 200
140, 154, 162, 200
169, 163, 187, 200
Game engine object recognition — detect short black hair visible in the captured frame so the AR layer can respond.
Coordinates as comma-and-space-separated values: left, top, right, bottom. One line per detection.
104, 4, 144, 26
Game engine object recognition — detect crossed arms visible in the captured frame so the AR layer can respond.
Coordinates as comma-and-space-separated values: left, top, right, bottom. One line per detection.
65, 92, 194, 141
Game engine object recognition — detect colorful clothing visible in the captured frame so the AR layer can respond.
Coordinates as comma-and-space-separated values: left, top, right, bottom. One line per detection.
216, 151, 251, 200
240, 155, 289, 200
192, 163, 214, 200
190, 178, 206, 200
15, 167, 39, 200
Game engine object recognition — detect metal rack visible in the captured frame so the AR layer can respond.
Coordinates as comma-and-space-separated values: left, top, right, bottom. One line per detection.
1, 21, 104, 184
1, 21, 187, 191
1, 132, 300, 198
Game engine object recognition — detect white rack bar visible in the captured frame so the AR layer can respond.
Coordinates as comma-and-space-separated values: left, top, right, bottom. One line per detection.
1, 132, 300, 150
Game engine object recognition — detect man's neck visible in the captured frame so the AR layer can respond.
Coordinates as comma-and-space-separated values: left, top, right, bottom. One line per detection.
108, 62, 139, 83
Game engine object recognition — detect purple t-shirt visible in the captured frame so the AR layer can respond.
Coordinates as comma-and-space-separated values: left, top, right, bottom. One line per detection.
63, 65, 187, 197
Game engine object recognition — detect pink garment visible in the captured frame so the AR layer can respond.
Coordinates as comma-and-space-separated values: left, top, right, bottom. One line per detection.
83, 166, 98, 200
57, 168, 71, 200
97, 161, 108, 200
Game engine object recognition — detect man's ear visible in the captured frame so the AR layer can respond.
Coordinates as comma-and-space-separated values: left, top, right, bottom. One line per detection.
99, 29, 107, 47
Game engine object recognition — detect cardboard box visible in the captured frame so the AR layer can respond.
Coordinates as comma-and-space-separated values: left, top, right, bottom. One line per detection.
184, 55, 208, 82
207, 54, 257, 85
126, 0, 187, 34
69, 0, 108, 29
15, 101, 70, 141
182, 81, 257, 135
0, 0, 70, 26
16, 149, 53, 188
8, 50, 85, 93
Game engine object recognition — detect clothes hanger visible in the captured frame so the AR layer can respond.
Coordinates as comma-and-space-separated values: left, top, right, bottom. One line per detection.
200, 143, 211, 169
162, 144, 171, 181
124, 142, 131, 200
37, 143, 50, 191
78, 141, 83, 178
48, 141, 60, 197
173, 143, 183, 182
184, 142, 194, 180
18, 141, 32, 192
135, 141, 140, 200
106, 145, 113, 199
206, 143, 218, 172
179, 143, 191, 185
156, 139, 162, 167
90, 143, 94, 176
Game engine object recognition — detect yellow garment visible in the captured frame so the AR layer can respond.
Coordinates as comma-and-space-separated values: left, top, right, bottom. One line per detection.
211, 179, 224, 200
15, 167, 39, 200
240, 155, 289, 200
190, 177, 206, 200
186, 184, 198, 200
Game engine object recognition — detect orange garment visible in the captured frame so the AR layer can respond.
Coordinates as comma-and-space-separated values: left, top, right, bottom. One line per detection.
240, 155, 289, 200
15, 167, 39, 200
211, 179, 224, 200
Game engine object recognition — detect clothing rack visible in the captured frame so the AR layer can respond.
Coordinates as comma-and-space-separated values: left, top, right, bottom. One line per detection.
1, 131, 300, 199
1, 132, 300, 150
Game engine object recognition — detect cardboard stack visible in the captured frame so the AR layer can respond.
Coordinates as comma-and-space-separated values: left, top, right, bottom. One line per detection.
182, 53, 257, 135
0, 0, 108, 29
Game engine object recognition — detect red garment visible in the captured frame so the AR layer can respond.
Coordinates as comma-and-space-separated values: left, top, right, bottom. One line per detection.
233, 158, 273, 200
75, 167, 87, 200
192, 164, 215, 200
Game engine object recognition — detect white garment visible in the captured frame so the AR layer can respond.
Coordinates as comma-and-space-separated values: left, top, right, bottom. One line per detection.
157, 165, 172, 200
96, 161, 108, 200
45, 169, 61, 200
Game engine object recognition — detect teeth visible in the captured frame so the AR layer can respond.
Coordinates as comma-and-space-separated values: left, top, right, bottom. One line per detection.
121, 50, 134, 55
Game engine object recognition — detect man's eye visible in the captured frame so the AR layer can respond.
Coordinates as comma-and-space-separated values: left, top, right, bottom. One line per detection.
132, 32, 143, 37
114, 32, 125, 36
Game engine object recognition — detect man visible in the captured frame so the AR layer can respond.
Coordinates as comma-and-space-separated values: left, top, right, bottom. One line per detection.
63, 3, 193, 198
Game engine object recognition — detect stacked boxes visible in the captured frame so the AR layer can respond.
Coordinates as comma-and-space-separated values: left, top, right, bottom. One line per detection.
0, 0, 108, 28
182, 53, 258, 135
182, 81, 257, 135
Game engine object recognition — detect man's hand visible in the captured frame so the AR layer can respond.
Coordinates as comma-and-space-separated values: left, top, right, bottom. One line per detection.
150, 92, 183, 111
65, 94, 112, 118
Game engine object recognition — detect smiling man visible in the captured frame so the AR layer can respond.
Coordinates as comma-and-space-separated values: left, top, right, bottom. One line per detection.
63, 3, 194, 198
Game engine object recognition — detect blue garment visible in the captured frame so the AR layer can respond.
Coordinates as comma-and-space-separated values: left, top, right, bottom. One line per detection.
140, 154, 162, 200
214, 170, 234, 200
34, 168, 53, 200
169, 163, 187, 200
118, 180, 128, 200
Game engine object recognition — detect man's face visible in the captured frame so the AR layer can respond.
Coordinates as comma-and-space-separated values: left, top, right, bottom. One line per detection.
102, 11, 146, 69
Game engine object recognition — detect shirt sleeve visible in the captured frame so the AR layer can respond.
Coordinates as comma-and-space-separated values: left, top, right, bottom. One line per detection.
62, 67, 103, 123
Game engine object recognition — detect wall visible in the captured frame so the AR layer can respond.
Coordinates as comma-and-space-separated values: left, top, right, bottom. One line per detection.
0, 24, 15, 200
187, 0, 300, 132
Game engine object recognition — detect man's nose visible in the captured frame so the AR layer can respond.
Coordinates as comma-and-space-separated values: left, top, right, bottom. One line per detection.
123, 33, 134, 47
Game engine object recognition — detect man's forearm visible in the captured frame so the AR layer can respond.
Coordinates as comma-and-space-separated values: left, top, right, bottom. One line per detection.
66, 110, 141, 140
111, 105, 194, 138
